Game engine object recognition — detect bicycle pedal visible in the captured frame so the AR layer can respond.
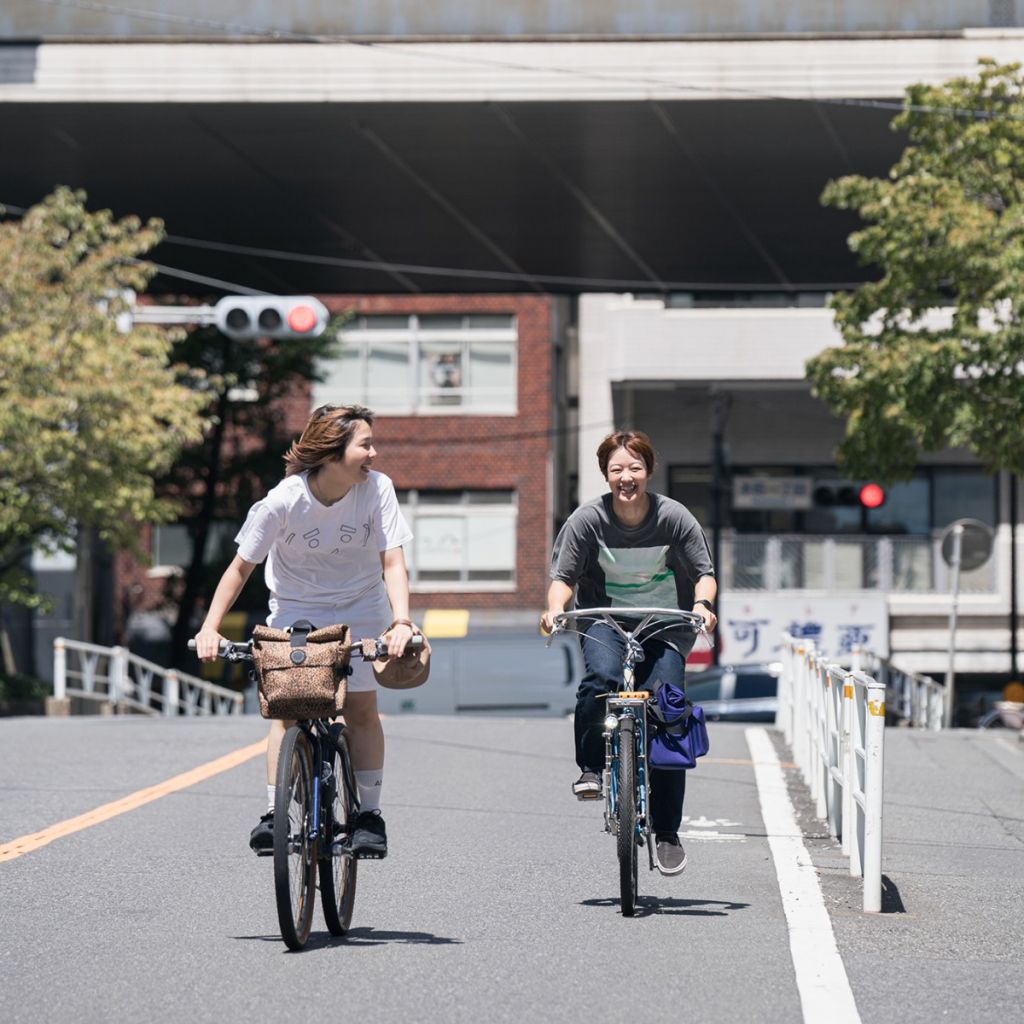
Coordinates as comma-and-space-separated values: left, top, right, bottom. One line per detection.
575, 791, 602, 801
353, 848, 387, 860
254, 849, 273, 858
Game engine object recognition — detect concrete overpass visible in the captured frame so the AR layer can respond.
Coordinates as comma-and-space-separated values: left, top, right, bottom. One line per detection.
2, 3, 1023, 295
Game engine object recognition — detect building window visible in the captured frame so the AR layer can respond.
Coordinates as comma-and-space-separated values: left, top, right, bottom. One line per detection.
151, 521, 239, 572
316, 313, 517, 414
397, 489, 517, 590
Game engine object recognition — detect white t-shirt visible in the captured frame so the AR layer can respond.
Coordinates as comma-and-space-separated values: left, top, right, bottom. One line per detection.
234, 470, 413, 611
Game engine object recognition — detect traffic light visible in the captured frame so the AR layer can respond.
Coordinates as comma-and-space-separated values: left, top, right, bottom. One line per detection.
214, 295, 329, 340
813, 481, 886, 508
858, 482, 886, 509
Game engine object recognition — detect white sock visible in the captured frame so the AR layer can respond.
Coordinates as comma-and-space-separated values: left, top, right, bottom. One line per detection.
266, 785, 275, 814
355, 769, 383, 813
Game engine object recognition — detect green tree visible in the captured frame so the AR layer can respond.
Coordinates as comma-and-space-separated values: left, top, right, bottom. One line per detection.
163, 319, 341, 667
0, 187, 208, 612
808, 59, 1024, 481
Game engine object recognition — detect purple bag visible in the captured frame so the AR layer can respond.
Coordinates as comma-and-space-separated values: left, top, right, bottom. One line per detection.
648, 683, 710, 770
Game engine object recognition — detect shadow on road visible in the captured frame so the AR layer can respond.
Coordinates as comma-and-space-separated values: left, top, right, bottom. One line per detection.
336, 927, 463, 946
580, 896, 750, 918
233, 927, 463, 949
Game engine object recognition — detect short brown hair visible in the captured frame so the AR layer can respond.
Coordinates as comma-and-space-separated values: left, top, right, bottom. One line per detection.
596, 430, 656, 478
284, 404, 375, 476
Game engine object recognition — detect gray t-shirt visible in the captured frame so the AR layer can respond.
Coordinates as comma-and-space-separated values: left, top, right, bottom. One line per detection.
550, 492, 714, 646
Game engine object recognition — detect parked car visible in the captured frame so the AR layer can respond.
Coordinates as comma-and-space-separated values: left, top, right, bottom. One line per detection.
684, 662, 783, 722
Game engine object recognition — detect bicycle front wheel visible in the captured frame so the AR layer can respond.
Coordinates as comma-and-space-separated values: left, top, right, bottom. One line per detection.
616, 716, 639, 917
274, 726, 317, 951
319, 724, 358, 935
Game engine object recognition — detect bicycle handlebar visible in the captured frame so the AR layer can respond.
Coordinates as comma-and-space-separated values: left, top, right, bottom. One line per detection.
188, 633, 424, 662
554, 607, 703, 628
549, 606, 706, 649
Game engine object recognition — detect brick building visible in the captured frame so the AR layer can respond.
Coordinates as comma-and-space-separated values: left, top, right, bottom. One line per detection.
107, 292, 572, 659
315, 293, 572, 612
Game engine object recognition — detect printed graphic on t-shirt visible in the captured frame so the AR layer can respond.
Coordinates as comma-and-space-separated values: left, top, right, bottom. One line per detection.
597, 544, 677, 608
234, 470, 412, 607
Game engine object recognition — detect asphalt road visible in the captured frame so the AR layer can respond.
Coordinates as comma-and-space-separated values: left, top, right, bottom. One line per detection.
1, 714, 1022, 1024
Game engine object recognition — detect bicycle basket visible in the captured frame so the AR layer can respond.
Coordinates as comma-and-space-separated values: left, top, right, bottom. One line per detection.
252, 621, 352, 720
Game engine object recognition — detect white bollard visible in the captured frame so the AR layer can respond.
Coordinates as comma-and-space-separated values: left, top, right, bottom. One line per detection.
862, 677, 886, 913
164, 671, 180, 716
110, 646, 128, 709
53, 638, 67, 699
840, 675, 854, 858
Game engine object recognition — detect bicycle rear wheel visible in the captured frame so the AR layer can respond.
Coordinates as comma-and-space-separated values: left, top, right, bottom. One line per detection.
319, 724, 358, 936
274, 726, 317, 951
616, 716, 639, 917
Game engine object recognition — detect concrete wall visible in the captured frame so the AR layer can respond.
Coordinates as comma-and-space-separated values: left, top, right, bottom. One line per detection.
577, 296, 844, 499
3, 2, 1019, 40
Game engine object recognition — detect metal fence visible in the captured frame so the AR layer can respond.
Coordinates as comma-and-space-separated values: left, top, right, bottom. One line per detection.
853, 647, 944, 730
53, 638, 243, 716
723, 533, 996, 593
777, 634, 886, 912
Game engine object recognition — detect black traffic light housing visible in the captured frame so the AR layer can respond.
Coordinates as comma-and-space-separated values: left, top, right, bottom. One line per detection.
813, 481, 886, 509
214, 295, 329, 340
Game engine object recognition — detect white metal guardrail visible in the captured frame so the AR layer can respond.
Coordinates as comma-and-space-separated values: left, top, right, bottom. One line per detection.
777, 634, 886, 912
852, 647, 944, 730
53, 638, 243, 716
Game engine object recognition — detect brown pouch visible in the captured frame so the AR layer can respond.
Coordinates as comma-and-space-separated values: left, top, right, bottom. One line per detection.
251, 621, 351, 720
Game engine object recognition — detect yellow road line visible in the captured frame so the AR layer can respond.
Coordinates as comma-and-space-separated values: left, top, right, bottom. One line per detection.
704, 757, 798, 769
0, 738, 267, 863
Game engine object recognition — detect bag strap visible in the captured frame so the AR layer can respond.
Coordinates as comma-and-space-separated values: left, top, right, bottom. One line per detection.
288, 620, 314, 648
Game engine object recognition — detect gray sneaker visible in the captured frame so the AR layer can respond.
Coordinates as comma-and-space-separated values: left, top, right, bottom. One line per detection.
654, 834, 687, 875
572, 771, 602, 800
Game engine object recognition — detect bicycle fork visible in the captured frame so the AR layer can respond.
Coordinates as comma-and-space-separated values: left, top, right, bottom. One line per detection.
602, 701, 650, 850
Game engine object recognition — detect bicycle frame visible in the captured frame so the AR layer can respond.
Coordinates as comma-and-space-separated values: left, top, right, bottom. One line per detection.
300, 720, 359, 855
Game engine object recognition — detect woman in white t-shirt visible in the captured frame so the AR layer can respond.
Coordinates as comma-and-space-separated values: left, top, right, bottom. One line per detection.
194, 404, 414, 859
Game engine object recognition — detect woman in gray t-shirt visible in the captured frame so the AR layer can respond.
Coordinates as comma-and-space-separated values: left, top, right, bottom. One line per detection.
541, 430, 717, 876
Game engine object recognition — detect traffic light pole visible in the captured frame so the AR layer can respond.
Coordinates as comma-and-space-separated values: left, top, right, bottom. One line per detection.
1011, 473, 1020, 683
130, 305, 218, 326
943, 524, 964, 729
710, 388, 730, 668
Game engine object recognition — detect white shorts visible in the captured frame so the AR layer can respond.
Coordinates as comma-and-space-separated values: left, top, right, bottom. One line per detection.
268, 594, 392, 694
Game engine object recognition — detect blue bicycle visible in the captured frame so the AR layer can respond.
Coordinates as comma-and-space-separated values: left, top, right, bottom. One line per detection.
550, 608, 703, 916
191, 632, 421, 949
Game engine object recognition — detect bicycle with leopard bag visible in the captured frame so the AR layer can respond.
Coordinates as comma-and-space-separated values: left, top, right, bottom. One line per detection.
190, 620, 429, 950
547, 607, 709, 916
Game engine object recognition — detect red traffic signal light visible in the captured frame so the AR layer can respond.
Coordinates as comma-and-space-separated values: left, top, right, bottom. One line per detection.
813, 480, 887, 509
214, 295, 329, 340
858, 483, 886, 509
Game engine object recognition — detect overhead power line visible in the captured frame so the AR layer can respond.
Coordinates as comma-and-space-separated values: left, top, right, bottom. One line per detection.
1, 203, 862, 293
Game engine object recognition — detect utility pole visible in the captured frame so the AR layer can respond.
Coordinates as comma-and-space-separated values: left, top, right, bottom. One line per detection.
1011, 473, 1019, 683
709, 388, 730, 667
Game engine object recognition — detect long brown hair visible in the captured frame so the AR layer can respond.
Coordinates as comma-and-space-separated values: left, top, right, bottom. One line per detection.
283, 404, 375, 476
596, 430, 656, 478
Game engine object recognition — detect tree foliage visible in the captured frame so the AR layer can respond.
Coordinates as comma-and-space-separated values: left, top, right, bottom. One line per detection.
808, 59, 1024, 481
0, 187, 208, 606
163, 318, 341, 666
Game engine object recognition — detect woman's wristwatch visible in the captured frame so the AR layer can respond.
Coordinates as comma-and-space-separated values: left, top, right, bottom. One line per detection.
693, 599, 715, 614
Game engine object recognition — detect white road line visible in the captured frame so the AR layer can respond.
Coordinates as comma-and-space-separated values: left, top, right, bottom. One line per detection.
746, 727, 862, 1024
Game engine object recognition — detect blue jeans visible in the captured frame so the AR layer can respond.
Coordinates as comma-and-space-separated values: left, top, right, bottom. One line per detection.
576, 622, 688, 835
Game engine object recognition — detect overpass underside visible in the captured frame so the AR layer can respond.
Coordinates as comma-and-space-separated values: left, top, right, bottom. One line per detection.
2, 34, 1021, 295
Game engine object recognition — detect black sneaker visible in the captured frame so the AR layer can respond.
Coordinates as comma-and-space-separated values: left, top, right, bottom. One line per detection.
249, 812, 274, 854
654, 833, 687, 876
572, 770, 602, 800
349, 810, 388, 860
